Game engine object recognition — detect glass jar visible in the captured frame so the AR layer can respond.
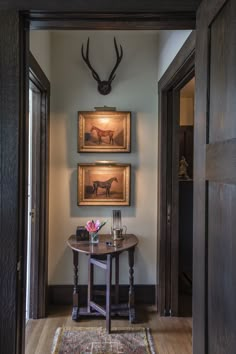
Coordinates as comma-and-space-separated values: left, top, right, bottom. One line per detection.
89, 231, 99, 244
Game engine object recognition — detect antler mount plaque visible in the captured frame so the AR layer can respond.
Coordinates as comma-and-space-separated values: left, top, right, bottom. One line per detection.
81, 37, 123, 95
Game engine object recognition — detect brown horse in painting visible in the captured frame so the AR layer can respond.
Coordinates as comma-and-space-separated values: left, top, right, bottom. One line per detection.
91, 126, 114, 144
93, 177, 118, 197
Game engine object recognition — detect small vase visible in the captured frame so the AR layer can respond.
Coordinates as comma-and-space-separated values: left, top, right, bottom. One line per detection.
89, 231, 99, 244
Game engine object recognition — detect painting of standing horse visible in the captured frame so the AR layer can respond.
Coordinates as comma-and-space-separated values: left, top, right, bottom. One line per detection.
77, 163, 130, 206
78, 111, 131, 152
93, 177, 118, 197
90, 126, 114, 145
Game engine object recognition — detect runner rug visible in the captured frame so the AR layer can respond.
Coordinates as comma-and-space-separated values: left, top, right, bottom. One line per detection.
51, 326, 156, 354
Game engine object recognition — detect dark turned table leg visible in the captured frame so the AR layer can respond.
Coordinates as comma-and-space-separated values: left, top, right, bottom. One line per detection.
106, 254, 112, 333
128, 247, 136, 323
72, 250, 79, 321
87, 255, 94, 313
115, 254, 119, 305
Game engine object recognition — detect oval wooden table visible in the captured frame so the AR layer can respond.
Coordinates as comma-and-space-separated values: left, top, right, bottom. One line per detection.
67, 234, 138, 333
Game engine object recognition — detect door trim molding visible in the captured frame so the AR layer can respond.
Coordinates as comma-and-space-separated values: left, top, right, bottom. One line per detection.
27, 11, 196, 30
29, 52, 50, 318
157, 31, 195, 316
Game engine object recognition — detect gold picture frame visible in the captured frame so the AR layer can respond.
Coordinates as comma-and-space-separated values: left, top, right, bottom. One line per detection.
78, 111, 131, 152
77, 163, 131, 206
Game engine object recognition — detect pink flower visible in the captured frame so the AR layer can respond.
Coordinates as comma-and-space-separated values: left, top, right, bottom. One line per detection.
85, 220, 101, 232
85, 220, 106, 232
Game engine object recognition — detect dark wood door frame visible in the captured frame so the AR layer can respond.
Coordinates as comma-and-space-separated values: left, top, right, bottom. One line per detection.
158, 31, 195, 316
27, 12, 196, 30
0, 9, 198, 354
29, 52, 50, 319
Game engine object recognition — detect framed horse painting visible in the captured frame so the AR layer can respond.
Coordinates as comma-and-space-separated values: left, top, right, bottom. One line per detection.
77, 163, 131, 206
78, 111, 131, 152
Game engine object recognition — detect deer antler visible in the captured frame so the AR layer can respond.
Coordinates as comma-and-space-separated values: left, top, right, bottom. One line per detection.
81, 38, 101, 83
108, 37, 123, 83
81, 37, 123, 95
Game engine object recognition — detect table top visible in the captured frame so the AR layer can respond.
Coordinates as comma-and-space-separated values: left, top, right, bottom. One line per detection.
67, 234, 138, 256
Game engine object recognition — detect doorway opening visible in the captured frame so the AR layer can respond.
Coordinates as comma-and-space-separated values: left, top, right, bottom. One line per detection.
23, 28, 194, 352
178, 77, 195, 316
158, 31, 195, 317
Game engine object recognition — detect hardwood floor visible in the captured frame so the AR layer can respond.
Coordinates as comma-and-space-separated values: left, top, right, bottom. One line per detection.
25, 306, 192, 354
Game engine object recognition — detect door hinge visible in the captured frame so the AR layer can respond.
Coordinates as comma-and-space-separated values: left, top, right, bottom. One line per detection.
29, 208, 35, 222
17, 260, 21, 272
167, 204, 171, 224
17, 260, 21, 281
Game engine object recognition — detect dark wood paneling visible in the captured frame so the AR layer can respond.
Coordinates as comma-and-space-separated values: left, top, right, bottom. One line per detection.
48, 285, 156, 306
206, 0, 228, 26
0, 0, 201, 12
206, 139, 236, 184
0, 10, 24, 354
179, 181, 193, 317
193, 1, 209, 353
179, 181, 193, 276
207, 1, 236, 352
194, 0, 236, 353
208, 183, 236, 353
209, 2, 236, 143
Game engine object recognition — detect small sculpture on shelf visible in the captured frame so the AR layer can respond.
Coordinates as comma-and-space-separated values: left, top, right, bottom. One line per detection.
178, 155, 190, 180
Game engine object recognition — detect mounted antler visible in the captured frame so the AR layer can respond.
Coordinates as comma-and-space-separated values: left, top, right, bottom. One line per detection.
81, 37, 123, 95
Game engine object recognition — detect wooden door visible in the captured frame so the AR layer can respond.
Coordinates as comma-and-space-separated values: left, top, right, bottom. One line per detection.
0, 12, 28, 354
193, 0, 236, 353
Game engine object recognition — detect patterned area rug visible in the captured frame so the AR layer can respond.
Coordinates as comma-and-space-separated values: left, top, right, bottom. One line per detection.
51, 326, 156, 354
